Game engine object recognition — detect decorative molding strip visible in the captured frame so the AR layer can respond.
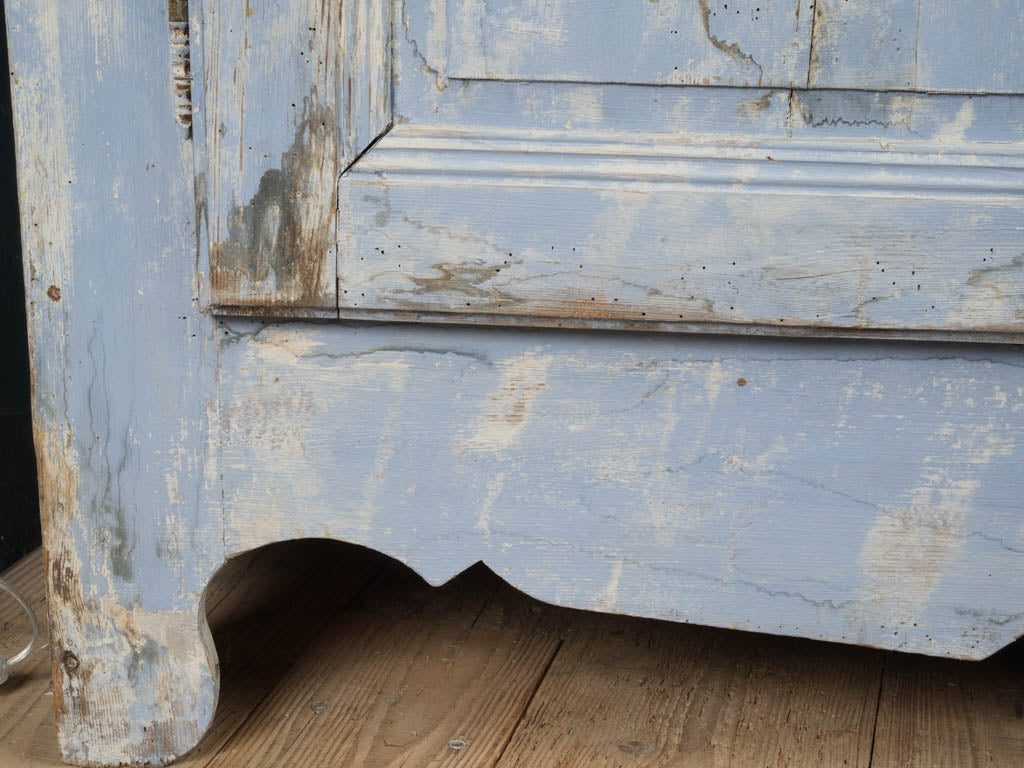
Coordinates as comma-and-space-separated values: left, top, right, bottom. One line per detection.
348, 125, 1024, 200
336, 123, 1024, 340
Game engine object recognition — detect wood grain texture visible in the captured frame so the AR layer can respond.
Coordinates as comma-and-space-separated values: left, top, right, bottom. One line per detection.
0, 551, 50, 744
338, 123, 1024, 338
8, 547, 1024, 768
198, 0, 391, 312
0, 550, 268, 768
495, 613, 882, 768
871, 648, 1024, 767
8, 1, 1024, 764
219, 320, 1024, 660
395, 15, 1024, 147
6, 0, 223, 764
203, 583, 561, 768
810, 0, 1024, 93
404, 0, 814, 88
385, 11, 1024, 341
0, 552, 57, 768
176, 541, 384, 767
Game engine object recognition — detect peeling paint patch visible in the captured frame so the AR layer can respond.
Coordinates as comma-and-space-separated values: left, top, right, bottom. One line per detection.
210, 99, 337, 307
168, 1, 192, 131
858, 421, 1015, 630
738, 92, 773, 118
476, 472, 505, 536
592, 558, 624, 613
698, 0, 764, 85
935, 100, 975, 144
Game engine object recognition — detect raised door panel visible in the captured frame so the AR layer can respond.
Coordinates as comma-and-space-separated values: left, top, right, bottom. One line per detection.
195, 0, 1024, 340
810, 0, 1024, 93
337, 123, 1024, 336
422, 0, 815, 88
336, 10, 1024, 342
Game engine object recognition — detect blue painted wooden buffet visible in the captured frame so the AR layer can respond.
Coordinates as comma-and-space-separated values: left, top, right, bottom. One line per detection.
6, 0, 1024, 764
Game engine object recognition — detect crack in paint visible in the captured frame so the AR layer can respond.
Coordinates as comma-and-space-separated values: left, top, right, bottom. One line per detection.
698, 0, 764, 86
403, 6, 450, 91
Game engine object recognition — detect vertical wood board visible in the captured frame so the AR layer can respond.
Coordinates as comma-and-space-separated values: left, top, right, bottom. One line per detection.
6, 0, 223, 763
199, 0, 391, 312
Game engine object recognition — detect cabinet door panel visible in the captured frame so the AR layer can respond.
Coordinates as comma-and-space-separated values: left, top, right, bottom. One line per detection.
195, 0, 1024, 341
414, 0, 814, 88
810, 0, 1024, 93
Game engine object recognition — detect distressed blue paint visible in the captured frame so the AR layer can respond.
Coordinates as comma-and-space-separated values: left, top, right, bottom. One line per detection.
219, 321, 1024, 660
811, 0, 1024, 94
338, 124, 1024, 337
9, 0, 1024, 766
413, 0, 814, 88
7, 0, 221, 764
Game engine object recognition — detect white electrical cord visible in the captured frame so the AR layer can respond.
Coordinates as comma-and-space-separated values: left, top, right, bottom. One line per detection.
0, 575, 40, 684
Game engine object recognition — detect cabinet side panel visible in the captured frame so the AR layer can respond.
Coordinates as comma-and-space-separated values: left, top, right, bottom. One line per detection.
6, 0, 224, 764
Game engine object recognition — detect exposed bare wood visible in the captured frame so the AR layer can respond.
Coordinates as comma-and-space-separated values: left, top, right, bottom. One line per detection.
198, 0, 391, 312
495, 612, 882, 768
871, 647, 1024, 768
5, 548, 1024, 768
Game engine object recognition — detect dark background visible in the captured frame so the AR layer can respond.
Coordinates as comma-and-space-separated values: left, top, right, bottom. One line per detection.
0, 0, 42, 573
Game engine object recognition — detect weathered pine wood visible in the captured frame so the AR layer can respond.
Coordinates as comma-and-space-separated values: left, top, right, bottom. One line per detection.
7, 547, 1024, 768
8, 0, 1024, 765
810, 0, 1024, 93
199, 0, 391, 313
338, 123, 1024, 338
0, 550, 267, 768
495, 613, 882, 768
396, 26, 1024, 148
6, 1, 222, 764
871, 648, 1024, 767
406, 0, 814, 88
379, 7, 1024, 341
176, 541, 384, 767
219, 320, 1024, 660
203, 576, 561, 768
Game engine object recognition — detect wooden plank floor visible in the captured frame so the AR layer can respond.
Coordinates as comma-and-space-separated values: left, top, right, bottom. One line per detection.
2, 543, 1023, 767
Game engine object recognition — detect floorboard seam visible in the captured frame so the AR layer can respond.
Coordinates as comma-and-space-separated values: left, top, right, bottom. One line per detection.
490, 637, 564, 767
866, 654, 888, 768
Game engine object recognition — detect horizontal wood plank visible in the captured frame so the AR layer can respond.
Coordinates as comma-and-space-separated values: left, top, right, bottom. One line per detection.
218, 321, 1024, 658
338, 124, 1024, 339
496, 613, 882, 768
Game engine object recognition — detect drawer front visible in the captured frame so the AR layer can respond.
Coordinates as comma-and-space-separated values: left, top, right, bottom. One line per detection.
198, 0, 1024, 341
